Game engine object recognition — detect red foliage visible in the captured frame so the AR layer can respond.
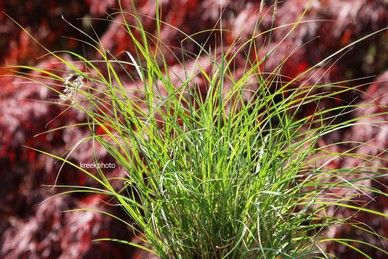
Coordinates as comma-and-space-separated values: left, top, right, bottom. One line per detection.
0, 0, 387, 258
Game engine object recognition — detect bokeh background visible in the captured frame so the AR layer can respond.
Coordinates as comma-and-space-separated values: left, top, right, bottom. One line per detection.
0, 0, 387, 258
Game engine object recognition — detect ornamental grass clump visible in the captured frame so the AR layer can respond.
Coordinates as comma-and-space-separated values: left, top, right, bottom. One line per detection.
12, 2, 387, 258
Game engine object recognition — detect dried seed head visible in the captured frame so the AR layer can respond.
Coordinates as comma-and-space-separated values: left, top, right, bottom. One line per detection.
58, 74, 85, 104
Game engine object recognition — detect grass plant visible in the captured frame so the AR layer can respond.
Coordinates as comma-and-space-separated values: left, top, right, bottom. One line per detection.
9, 1, 388, 258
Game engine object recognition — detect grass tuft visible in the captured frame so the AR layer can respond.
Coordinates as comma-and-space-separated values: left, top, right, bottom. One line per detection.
11, 2, 388, 258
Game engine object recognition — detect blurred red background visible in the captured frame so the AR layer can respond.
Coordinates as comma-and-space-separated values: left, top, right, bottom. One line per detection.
0, 1, 387, 258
